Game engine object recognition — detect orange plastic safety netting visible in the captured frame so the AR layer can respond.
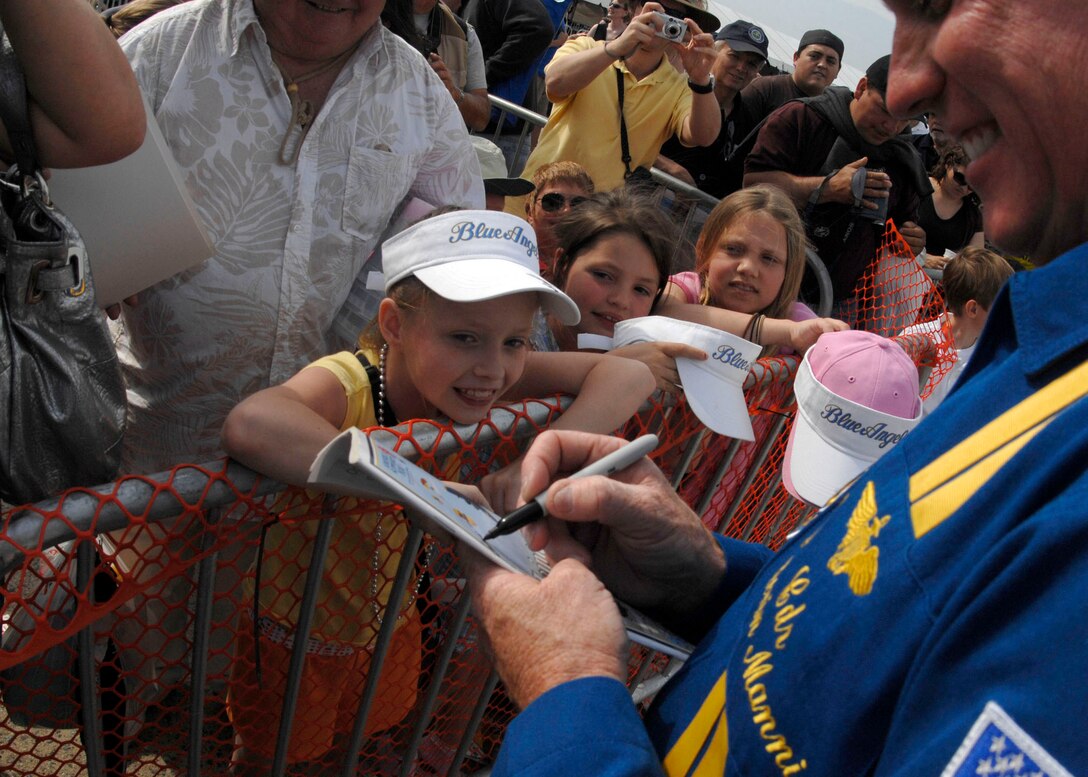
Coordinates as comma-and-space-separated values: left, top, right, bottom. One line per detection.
835, 220, 958, 400
0, 223, 954, 774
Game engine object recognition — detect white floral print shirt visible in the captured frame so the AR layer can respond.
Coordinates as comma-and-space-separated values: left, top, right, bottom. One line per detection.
114, 0, 484, 474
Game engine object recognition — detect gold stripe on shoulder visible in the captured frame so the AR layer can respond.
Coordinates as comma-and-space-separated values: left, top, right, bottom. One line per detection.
909, 358, 1088, 504
911, 416, 1052, 539
663, 670, 728, 777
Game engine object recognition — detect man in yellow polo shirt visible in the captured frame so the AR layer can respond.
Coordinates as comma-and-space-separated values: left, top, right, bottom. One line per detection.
508, 0, 720, 213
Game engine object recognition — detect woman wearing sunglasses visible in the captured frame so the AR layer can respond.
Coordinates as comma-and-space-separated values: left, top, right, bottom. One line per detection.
918, 145, 985, 269
589, 0, 632, 42
525, 161, 596, 280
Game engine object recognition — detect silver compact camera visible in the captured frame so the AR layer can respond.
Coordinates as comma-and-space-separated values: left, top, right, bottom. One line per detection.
652, 11, 687, 42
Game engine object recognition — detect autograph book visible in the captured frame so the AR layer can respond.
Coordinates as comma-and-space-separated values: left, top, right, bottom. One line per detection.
308, 428, 693, 659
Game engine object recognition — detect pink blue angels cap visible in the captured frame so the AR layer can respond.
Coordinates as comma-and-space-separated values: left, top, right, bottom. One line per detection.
784, 330, 923, 507
610, 316, 762, 440
375, 210, 580, 325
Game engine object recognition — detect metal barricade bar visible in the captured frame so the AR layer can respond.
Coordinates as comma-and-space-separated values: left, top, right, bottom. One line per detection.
0, 370, 812, 776
187, 521, 223, 777
398, 593, 474, 777
341, 525, 426, 777
76, 539, 105, 777
271, 499, 338, 776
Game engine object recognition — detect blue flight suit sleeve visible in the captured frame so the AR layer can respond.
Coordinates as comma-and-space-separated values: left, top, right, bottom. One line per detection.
491, 536, 771, 776
669, 535, 772, 642
491, 677, 664, 777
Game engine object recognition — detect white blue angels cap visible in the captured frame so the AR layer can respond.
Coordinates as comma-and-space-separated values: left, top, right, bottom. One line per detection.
607, 316, 761, 440
373, 210, 580, 325
784, 331, 923, 507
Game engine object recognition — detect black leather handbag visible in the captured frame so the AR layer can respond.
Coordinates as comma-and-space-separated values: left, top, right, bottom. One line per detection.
0, 36, 126, 505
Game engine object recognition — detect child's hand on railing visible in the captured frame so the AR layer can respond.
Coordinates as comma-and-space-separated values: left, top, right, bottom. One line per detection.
763, 316, 850, 354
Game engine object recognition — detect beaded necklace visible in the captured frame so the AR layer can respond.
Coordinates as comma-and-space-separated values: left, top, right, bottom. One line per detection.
368, 344, 425, 627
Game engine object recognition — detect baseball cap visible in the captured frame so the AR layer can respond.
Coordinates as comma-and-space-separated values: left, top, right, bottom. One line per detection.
376, 210, 581, 325
610, 316, 762, 440
796, 28, 844, 61
714, 20, 768, 61
783, 331, 923, 507
471, 136, 535, 197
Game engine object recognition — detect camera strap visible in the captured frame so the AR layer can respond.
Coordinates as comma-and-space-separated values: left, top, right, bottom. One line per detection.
806, 168, 840, 214
616, 68, 634, 177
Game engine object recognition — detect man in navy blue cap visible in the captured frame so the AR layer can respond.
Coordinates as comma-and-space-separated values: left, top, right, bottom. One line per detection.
655, 19, 768, 196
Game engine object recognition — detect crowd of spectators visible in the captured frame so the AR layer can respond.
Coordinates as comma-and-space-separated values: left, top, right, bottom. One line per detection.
5, 0, 1061, 775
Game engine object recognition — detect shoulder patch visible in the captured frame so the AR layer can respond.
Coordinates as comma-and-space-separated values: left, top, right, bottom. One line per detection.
941, 701, 1072, 777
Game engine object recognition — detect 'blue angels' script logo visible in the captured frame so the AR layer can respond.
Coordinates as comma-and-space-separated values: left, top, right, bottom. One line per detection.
711, 345, 751, 372
448, 220, 538, 258
820, 404, 909, 449
942, 702, 1072, 777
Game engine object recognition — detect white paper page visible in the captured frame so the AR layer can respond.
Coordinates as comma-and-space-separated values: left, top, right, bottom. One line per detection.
47, 96, 214, 307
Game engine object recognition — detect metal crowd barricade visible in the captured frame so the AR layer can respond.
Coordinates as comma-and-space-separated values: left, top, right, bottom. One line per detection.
0, 347, 839, 777
0, 325, 944, 777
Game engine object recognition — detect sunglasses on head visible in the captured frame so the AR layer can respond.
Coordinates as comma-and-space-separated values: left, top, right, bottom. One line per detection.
539, 192, 588, 212
952, 171, 971, 188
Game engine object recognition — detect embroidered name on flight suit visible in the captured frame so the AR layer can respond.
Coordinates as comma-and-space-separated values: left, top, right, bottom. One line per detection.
827, 481, 889, 596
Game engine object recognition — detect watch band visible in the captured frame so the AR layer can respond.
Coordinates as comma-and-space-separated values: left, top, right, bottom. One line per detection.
687, 76, 714, 94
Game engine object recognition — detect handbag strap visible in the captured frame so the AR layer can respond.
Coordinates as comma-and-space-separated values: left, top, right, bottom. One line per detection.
615, 67, 633, 177
0, 31, 41, 177
0, 31, 83, 292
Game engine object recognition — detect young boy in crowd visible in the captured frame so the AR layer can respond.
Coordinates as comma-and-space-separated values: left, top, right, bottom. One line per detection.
901, 246, 1015, 412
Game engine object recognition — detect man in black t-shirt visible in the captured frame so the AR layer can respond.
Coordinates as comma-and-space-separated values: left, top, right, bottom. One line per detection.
741, 28, 844, 123
745, 55, 930, 305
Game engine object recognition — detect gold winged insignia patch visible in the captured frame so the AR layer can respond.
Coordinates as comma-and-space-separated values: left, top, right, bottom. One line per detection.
827, 481, 890, 596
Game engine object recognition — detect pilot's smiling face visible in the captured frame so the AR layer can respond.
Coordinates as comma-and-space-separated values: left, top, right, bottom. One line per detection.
882, 0, 1088, 261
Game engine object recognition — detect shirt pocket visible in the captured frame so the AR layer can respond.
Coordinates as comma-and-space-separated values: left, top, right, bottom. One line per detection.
341, 145, 424, 244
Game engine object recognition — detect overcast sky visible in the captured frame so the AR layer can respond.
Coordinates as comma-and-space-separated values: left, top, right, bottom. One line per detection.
706, 0, 896, 72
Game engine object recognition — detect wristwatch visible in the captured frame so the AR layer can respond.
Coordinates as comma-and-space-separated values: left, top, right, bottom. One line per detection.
687, 75, 714, 94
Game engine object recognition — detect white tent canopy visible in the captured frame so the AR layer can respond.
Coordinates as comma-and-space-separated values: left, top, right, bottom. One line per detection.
705, 1, 867, 89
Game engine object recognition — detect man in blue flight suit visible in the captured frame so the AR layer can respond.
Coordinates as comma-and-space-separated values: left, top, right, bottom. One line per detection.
465, 0, 1088, 774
